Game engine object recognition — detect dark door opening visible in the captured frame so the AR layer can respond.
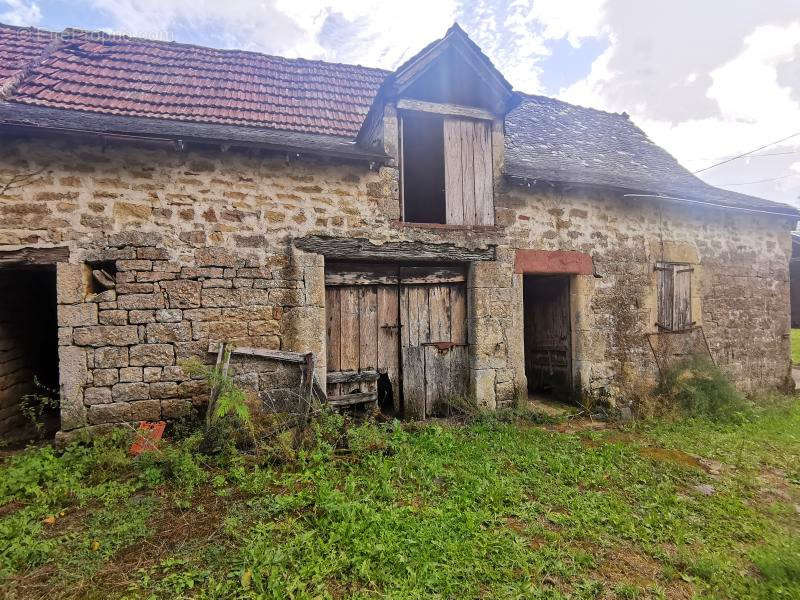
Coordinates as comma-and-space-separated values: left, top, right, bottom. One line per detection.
0, 267, 60, 443
523, 275, 572, 401
401, 112, 446, 224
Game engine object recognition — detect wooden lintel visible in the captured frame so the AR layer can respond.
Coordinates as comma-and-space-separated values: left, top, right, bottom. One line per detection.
327, 370, 380, 384
0, 246, 69, 267
295, 235, 496, 263
396, 99, 494, 121
207, 342, 308, 364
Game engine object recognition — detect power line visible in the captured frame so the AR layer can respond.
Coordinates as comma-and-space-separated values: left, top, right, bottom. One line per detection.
719, 173, 795, 186
693, 131, 800, 174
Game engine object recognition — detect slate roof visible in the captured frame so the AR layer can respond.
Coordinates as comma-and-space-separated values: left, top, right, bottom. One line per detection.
504, 94, 797, 214
0, 24, 388, 137
0, 22, 796, 215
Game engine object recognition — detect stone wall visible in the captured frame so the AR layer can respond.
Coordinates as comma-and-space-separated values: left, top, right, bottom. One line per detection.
0, 131, 794, 438
497, 183, 794, 398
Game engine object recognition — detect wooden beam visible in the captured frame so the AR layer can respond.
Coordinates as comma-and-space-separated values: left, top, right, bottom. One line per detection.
397, 99, 494, 121
327, 370, 380, 384
294, 235, 496, 263
207, 342, 307, 364
328, 392, 378, 407
0, 246, 69, 266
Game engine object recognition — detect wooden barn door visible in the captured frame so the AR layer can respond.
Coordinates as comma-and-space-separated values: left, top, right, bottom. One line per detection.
325, 264, 400, 411
399, 266, 468, 420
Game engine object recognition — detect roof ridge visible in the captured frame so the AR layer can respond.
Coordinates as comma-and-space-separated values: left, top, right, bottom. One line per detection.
18, 24, 392, 74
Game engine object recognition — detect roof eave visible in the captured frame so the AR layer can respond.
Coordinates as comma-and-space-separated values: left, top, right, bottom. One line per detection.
0, 102, 389, 162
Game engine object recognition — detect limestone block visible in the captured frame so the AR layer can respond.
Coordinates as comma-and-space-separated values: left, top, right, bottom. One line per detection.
155, 309, 183, 322
92, 368, 119, 386
474, 369, 496, 410
137, 247, 170, 260
161, 280, 202, 308
99, 310, 128, 325
73, 325, 139, 347
129, 310, 156, 324
146, 322, 192, 343
58, 346, 87, 430
56, 263, 85, 304
84, 386, 112, 405
129, 344, 175, 367
195, 247, 239, 268
86, 290, 116, 303
149, 381, 179, 398
106, 231, 162, 247
143, 367, 162, 382
57, 303, 98, 327
95, 346, 129, 368
111, 382, 150, 402
201, 288, 241, 308
117, 293, 165, 310
119, 367, 143, 382
161, 365, 188, 382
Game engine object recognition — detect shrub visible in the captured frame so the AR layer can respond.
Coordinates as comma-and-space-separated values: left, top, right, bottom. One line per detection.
654, 355, 750, 421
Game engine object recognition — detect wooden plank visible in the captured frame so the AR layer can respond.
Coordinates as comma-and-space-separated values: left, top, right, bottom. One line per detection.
326, 287, 341, 372
444, 118, 464, 225
473, 121, 494, 225
400, 285, 410, 349
406, 286, 421, 347
397, 98, 494, 121
673, 267, 692, 330
377, 285, 400, 413
294, 236, 497, 262
460, 120, 477, 225
399, 265, 466, 284
207, 343, 306, 363
327, 370, 379, 384
358, 286, 378, 371
0, 246, 69, 266
424, 344, 445, 418
325, 263, 399, 286
339, 287, 360, 371
328, 392, 378, 407
449, 284, 468, 344
402, 345, 426, 419
428, 285, 451, 342
658, 265, 673, 330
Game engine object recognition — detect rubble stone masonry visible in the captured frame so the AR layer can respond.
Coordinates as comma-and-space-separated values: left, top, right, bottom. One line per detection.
0, 132, 793, 439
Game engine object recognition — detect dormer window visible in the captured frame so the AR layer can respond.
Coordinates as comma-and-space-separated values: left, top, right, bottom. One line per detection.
400, 103, 494, 226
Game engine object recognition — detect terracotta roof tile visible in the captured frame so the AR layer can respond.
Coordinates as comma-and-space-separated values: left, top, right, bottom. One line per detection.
0, 23, 389, 137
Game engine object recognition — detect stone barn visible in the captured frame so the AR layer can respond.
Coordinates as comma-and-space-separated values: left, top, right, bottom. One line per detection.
0, 23, 796, 443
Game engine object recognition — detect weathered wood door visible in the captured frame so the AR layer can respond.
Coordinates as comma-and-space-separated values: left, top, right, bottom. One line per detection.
325, 263, 400, 409
399, 266, 469, 420
325, 263, 469, 418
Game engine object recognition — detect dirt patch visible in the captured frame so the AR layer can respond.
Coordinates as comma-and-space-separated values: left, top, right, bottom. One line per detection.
590, 545, 694, 599
549, 418, 609, 434
0, 499, 23, 518
638, 447, 704, 470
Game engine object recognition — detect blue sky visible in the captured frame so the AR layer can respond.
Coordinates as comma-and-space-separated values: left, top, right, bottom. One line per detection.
2, 0, 800, 206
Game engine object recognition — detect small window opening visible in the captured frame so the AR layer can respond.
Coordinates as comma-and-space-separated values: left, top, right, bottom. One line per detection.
401, 112, 446, 223
523, 275, 572, 403
87, 260, 117, 294
0, 267, 60, 444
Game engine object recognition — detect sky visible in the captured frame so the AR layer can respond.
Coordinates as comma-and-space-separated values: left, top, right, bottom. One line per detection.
2, 0, 799, 207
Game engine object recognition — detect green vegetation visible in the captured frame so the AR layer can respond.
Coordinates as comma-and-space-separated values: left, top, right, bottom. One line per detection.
792, 328, 800, 364
1, 401, 799, 599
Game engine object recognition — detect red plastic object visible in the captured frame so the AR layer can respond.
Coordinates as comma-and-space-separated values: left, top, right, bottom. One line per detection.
130, 421, 166, 456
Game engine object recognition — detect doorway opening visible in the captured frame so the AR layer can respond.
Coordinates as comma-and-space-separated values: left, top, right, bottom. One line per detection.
0, 267, 60, 443
523, 275, 572, 402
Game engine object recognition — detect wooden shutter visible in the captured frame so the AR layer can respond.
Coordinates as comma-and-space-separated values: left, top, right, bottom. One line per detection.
443, 118, 493, 226
656, 263, 693, 331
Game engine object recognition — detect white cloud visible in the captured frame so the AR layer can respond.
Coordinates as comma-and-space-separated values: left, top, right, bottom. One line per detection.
0, 0, 41, 26
560, 2, 800, 205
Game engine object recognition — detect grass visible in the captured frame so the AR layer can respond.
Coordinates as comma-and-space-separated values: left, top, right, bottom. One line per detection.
792, 329, 800, 365
0, 403, 799, 600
